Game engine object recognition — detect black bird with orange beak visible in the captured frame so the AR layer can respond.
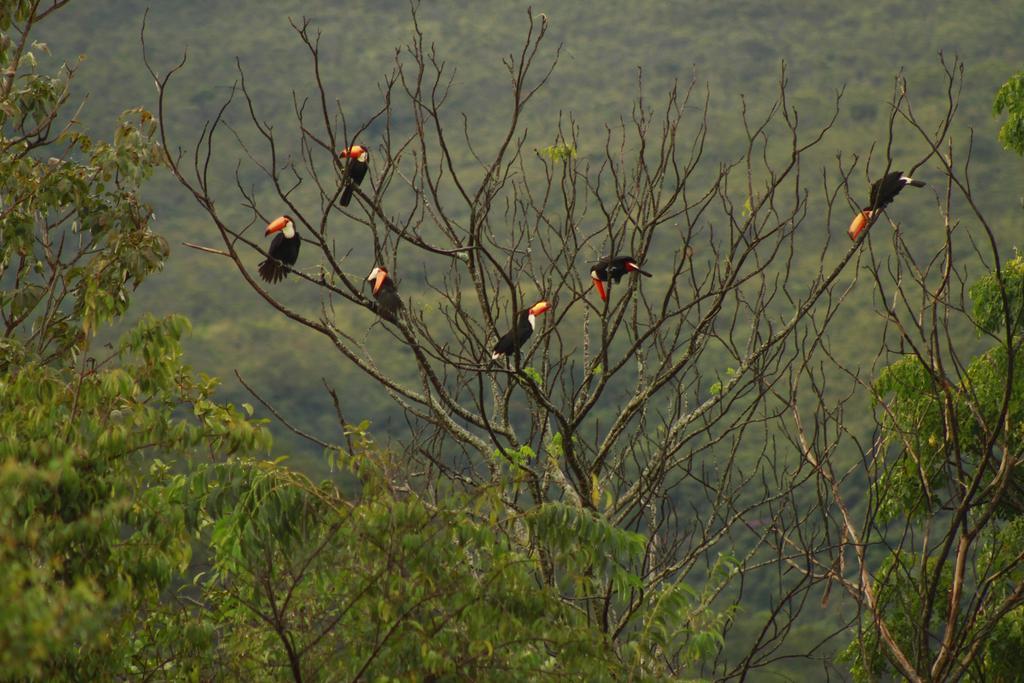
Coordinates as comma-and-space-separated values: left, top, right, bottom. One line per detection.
258, 215, 300, 283
491, 300, 551, 361
366, 266, 403, 322
337, 145, 369, 207
589, 255, 652, 301
848, 171, 926, 240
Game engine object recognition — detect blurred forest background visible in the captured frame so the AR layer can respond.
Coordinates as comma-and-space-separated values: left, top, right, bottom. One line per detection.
41, 0, 1024, 468
16, 1, 1024, 679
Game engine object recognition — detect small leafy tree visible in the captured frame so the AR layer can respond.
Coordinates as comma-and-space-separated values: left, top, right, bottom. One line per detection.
837, 257, 1024, 681
0, 2, 266, 678
152, 423, 737, 680
159, 429, 626, 680
0, 314, 270, 679
994, 70, 1024, 155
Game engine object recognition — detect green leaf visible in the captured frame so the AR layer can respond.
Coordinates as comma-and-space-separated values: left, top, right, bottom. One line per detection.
522, 365, 544, 387
994, 71, 1024, 155
537, 142, 577, 162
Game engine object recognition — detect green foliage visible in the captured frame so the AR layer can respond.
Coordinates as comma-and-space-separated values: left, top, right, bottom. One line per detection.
538, 142, 577, 162
522, 364, 545, 387
529, 501, 647, 573
0, 6, 266, 677
872, 256, 1024, 521
973, 607, 1024, 682
994, 70, 1024, 155
138, 448, 736, 680
492, 442, 537, 469
852, 257, 1024, 679
970, 252, 1024, 335
529, 503, 736, 675
872, 355, 948, 520
839, 551, 953, 682
546, 430, 565, 460
0, 2, 37, 29
962, 519, 1024, 682
0, 20, 167, 354
635, 553, 738, 671
741, 196, 753, 218
158, 454, 628, 681
839, 536, 1024, 680
873, 325, 1024, 522
709, 367, 737, 396
0, 315, 269, 679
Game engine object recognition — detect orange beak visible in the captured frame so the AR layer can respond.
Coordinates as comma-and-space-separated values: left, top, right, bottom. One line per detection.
339, 145, 365, 159
265, 216, 290, 235
848, 210, 874, 240
372, 269, 387, 295
592, 276, 607, 301
529, 300, 551, 315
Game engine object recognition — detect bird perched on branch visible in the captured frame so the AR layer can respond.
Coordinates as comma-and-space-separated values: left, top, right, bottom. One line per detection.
258, 215, 300, 283
589, 255, 652, 301
491, 300, 551, 361
337, 145, 369, 207
366, 266, 403, 322
848, 171, 925, 240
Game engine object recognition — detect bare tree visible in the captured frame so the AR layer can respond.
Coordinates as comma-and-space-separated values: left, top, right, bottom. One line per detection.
140, 7, 942, 677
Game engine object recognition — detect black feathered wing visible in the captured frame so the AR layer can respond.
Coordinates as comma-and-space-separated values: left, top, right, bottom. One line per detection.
868, 171, 907, 211
373, 283, 403, 323
258, 233, 300, 284
339, 160, 369, 207
492, 315, 533, 359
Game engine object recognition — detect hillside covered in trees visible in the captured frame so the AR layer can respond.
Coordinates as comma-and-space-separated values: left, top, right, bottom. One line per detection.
37, 0, 1024, 466
4, 0, 1024, 680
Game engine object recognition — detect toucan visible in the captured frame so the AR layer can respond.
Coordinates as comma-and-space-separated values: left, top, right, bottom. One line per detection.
848, 171, 926, 240
589, 255, 652, 301
258, 215, 300, 283
338, 145, 369, 207
491, 300, 551, 361
366, 266, 403, 322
